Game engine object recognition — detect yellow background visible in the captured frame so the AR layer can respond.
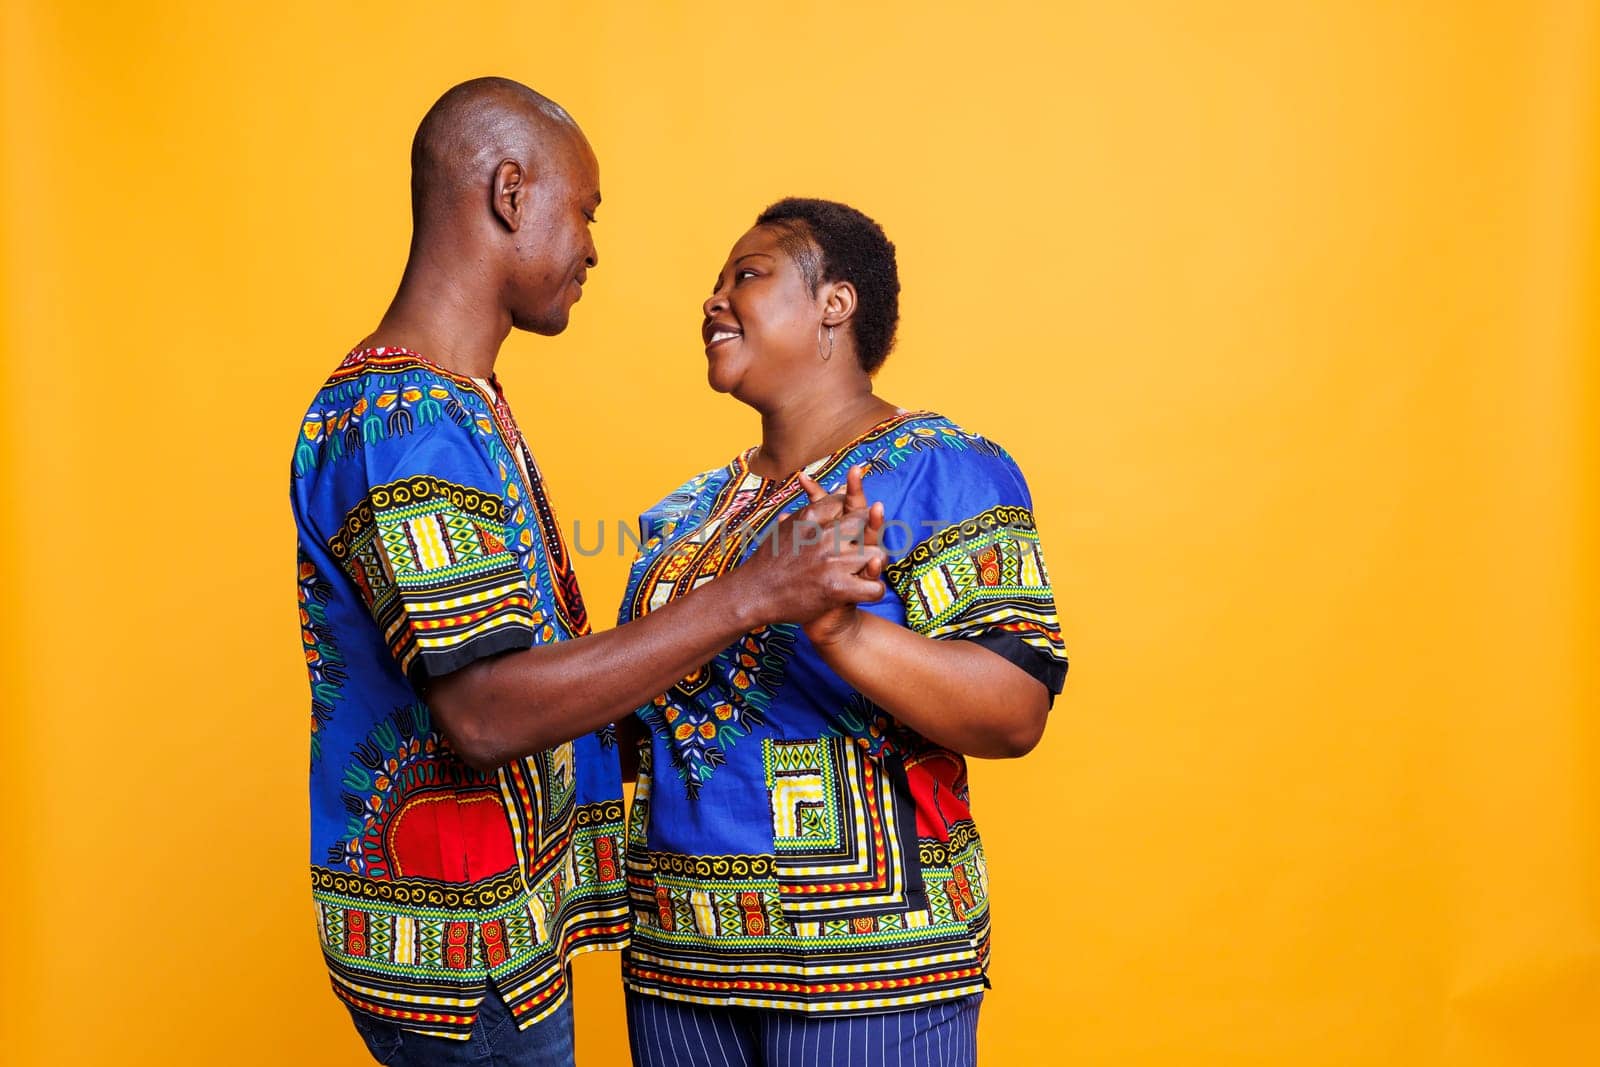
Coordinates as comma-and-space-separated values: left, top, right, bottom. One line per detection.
3, 2, 1596, 1064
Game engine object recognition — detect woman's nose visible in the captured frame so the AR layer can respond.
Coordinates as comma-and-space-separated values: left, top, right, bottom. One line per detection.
703, 290, 728, 318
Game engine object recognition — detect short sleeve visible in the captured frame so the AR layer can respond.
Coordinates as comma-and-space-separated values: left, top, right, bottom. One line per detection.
323, 400, 538, 686
858, 439, 1069, 698
635, 467, 723, 546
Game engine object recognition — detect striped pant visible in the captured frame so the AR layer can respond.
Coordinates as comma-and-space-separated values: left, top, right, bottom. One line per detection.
625, 990, 981, 1067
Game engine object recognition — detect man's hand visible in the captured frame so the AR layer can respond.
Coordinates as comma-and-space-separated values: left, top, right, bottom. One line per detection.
734, 464, 887, 628
732, 463, 883, 639
422, 466, 889, 773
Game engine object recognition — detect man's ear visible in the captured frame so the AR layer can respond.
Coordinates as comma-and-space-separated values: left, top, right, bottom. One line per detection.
491, 159, 528, 232
821, 280, 857, 327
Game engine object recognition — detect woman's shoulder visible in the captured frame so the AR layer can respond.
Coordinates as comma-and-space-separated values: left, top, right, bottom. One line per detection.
634, 455, 743, 535
656, 451, 745, 503
838, 410, 1040, 525
855, 410, 1022, 482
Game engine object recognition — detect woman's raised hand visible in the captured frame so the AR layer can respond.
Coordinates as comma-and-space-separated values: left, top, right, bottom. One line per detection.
790, 465, 885, 648
734, 464, 887, 631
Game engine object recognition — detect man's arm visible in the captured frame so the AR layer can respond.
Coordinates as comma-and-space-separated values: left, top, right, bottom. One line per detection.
426, 491, 886, 771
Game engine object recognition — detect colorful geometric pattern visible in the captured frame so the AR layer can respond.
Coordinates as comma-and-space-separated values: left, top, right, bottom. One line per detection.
323, 703, 500, 879
294, 379, 464, 477
825, 693, 920, 762
298, 549, 347, 766
330, 474, 538, 683
639, 624, 798, 796
498, 737, 581, 889
885, 503, 1065, 674
856, 420, 1008, 476
618, 410, 1066, 1014
302, 347, 588, 643
477, 382, 590, 640
314, 799, 628, 1038
291, 348, 628, 1040
763, 737, 925, 918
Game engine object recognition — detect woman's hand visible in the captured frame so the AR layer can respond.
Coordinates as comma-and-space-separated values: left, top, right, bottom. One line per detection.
795, 465, 885, 649
731, 465, 886, 628
791, 465, 1049, 759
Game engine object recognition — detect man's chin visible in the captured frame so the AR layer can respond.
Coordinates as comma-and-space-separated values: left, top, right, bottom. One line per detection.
514, 307, 572, 337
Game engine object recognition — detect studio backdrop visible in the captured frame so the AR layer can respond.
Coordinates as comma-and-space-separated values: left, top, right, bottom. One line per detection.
2, 2, 1595, 1064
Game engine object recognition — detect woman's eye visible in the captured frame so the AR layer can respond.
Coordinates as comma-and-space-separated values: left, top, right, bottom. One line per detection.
735, 269, 757, 281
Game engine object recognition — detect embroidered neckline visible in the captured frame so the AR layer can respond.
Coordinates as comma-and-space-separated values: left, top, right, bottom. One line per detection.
342, 345, 501, 391
732, 408, 935, 486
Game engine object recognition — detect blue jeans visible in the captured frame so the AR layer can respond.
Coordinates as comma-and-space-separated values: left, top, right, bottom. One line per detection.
348, 986, 575, 1067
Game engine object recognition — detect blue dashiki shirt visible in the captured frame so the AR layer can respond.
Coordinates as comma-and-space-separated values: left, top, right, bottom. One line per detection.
619, 409, 1068, 1014
289, 347, 628, 1039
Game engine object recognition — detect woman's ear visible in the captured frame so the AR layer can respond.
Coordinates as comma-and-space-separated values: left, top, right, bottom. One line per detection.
821, 280, 857, 327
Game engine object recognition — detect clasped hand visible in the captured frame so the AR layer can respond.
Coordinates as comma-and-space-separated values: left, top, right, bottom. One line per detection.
739, 464, 888, 646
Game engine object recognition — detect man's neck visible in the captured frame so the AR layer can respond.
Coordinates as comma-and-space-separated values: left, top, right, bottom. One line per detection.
360, 256, 512, 379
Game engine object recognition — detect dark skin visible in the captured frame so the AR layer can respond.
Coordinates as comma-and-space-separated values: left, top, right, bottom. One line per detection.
702, 224, 1051, 758
360, 80, 886, 771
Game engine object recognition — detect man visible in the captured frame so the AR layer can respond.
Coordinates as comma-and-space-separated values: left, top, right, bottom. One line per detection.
290, 77, 886, 1066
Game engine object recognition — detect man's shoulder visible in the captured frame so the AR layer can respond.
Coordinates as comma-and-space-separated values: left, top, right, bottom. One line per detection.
292, 348, 492, 480
309, 347, 482, 406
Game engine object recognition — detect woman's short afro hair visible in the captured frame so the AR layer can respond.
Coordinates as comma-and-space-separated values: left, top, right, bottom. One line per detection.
756, 198, 900, 374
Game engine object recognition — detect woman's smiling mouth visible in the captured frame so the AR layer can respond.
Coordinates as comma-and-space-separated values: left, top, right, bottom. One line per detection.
703, 321, 742, 351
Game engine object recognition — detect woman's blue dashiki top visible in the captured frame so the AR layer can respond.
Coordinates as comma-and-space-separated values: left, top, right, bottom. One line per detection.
618, 410, 1068, 1014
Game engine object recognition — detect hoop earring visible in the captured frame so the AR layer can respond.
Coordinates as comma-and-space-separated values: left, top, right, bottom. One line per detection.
819, 323, 835, 362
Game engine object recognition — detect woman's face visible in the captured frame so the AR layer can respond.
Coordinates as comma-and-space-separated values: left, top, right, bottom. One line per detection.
701, 224, 825, 405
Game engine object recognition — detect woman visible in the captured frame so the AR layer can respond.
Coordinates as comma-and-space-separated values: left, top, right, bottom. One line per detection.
619, 198, 1068, 1066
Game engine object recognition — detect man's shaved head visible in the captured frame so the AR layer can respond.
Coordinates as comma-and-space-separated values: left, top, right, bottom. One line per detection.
410, 77, 583, 225
396, 77, 601, 337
